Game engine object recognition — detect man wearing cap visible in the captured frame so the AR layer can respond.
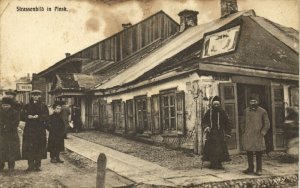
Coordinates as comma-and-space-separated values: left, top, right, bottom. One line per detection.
201, 96, 232, 169
22, 90, 49, 171
0, 97, 21, 171
4, 89, 22, 113
242, 94, 270, 176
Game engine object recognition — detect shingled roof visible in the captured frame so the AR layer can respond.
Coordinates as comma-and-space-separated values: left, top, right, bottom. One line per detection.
94, 10, 298, 92
94, 10, 252, 90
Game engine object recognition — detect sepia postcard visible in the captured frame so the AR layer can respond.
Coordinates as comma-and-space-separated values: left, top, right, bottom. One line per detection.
0, 0, 299, 187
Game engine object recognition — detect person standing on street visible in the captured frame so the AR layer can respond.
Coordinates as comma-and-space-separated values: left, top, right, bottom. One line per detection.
22, 90, 49, 171
0, 97, 21, 172
47, 103, 65, 163
72, 105, 82, 133
242, 94, 270, 176
60, 101, 70, 139
4, 89, 22, 113
201, 96, 232, 169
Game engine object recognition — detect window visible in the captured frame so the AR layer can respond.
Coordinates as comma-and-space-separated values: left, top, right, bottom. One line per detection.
160, 89, 185, 133
161, 93, 176, 131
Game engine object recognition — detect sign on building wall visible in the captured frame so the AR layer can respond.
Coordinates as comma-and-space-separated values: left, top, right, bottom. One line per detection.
202, 25, 240, 58
16, 83, 32, 91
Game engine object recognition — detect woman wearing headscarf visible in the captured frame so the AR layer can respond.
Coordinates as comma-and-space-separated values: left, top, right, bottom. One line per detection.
201, 96, 232, 169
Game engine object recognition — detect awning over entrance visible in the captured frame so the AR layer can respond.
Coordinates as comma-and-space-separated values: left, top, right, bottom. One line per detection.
199, 63, 299, 81
50, 73, 106, 97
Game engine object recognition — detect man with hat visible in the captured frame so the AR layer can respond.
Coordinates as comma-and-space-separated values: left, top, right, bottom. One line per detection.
201, 96, 232, 169
22, 90, 49, 171
4, 89, 22, 113
242, 94, 270, 176
0, 97, 21, 171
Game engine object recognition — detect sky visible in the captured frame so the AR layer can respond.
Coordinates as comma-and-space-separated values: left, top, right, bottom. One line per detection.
0, 0, 298, 89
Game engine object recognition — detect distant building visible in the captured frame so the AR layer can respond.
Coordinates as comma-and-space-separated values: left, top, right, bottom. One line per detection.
15, 74, 32, 104
0, 89, 7, 101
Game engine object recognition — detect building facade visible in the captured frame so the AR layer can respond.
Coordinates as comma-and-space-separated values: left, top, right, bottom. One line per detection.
33, 1, 299, 154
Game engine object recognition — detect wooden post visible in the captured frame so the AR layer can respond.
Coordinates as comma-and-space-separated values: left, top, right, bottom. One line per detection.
96, 153, 107, 188
194, 98, 199, 154
197, 97, 203, 154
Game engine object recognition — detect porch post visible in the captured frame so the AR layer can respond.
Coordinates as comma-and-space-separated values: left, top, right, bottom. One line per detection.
192, 80, 203, 154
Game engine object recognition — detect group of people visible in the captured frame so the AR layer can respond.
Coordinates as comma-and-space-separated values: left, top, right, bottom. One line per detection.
0, 89, 78, 172
202, 95, 270, 176
0, 88, 272, 175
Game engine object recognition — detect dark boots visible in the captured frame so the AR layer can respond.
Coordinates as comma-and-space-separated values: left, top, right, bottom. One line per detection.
27, 160, 41, 171
243, 151, 262, 176
50, 151, 64, 163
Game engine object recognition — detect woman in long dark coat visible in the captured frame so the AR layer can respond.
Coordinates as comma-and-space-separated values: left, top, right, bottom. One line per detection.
47, 103, 65, 163
22, 90, 49, 171
201, 96, 232, 169
0, 97, 21, 171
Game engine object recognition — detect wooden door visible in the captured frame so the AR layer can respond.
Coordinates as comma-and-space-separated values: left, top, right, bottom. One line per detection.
220, 83, 239, 153
271, 85, 285, 150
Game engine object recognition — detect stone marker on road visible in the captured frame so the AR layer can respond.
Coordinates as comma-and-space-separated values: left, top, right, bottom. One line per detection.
96, 153, 107, 188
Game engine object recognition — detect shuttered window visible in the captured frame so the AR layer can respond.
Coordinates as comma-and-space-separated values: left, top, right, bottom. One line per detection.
160, 89, 185, 134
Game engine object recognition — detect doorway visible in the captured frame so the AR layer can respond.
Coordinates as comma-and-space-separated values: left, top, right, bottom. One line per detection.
237, 84, 273, 152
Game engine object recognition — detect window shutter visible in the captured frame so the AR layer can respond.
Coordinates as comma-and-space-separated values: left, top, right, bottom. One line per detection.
147, 97, 152, 132
120, 101, 126, 131
271, 85, 285, 149
106, 103, 113, 131
176, 91, 185, 134
126, 100, 134, 133
151, 95, 161, 134
99, 99, 107, 130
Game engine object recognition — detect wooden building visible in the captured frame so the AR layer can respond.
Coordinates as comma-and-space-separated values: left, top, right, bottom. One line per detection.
34, 1, 299, 154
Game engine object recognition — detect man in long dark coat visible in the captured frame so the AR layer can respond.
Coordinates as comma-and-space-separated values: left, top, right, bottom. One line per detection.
22, 90, 49, 171
47, 103, 65, 163
72, 105, 82, 133
201, 96, 231, 169
60, 101, 70, 139
0, 97, 21, 171
242, 94, 270, 176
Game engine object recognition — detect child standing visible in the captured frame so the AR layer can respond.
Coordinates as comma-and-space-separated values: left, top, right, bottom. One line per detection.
47, 103, 65, 163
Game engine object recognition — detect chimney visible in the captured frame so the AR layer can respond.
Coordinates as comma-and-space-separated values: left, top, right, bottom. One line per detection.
122, 23, 132, 29
221, 0, 238, 17
178, 10, 199, 32
65, 53, 71, 58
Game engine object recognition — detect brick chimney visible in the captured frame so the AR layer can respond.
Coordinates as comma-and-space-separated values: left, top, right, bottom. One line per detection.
221, 0, 238, 17
65, 53, 71, 58
122, 23, 132, 29
178, 10, 199, 32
